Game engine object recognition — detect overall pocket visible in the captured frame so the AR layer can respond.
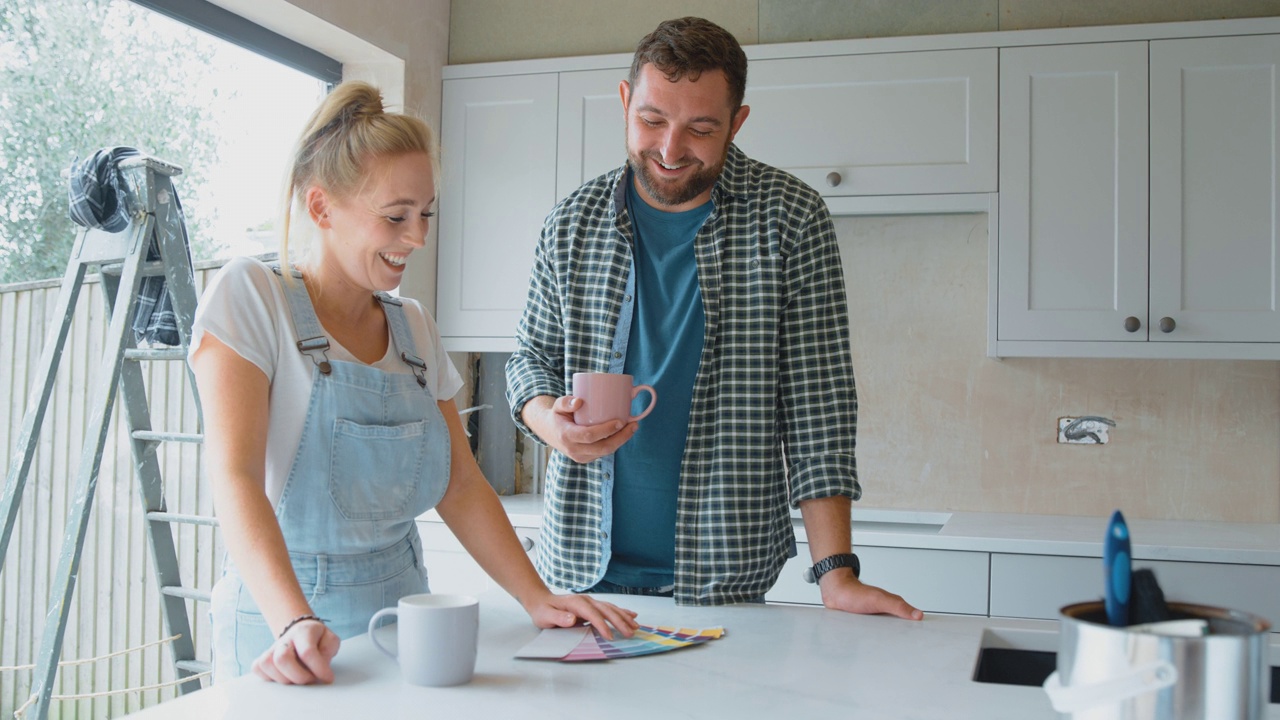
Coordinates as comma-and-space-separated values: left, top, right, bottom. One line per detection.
328, 418, 427, 521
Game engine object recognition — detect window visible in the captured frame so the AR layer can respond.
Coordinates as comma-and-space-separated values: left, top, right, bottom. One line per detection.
0, 0, 336, 283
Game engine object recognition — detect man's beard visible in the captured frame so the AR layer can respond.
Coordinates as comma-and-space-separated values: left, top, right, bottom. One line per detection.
626, 140, 729, 208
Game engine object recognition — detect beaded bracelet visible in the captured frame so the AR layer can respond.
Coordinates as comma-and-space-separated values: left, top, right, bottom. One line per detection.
278, 613, 325, 639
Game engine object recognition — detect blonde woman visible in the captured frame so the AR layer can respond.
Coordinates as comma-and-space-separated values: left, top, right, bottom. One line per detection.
190, 82, 637, 685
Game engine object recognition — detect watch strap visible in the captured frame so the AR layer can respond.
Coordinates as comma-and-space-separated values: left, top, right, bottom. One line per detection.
803, 553, 861, 584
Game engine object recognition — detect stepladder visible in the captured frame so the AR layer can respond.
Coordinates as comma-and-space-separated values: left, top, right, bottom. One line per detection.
0, 153, 215, 719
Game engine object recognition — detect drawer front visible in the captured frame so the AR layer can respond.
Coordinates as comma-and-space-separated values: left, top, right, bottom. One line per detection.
735, 48, 997, 197
990, 553, 1280, 627
767, 544, 989, 615
417, 521, 539, 596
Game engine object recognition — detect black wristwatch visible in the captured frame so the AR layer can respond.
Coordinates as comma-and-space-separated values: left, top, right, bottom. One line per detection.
803, 553, 861, 584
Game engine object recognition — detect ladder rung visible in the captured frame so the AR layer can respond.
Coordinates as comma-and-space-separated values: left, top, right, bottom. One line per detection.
132, 430, 203, 444
161, 586, 211, 603
147, 511, 219, 528
175, 660, 211, 674
124, 347, 188, 361
99, 260, 167, 277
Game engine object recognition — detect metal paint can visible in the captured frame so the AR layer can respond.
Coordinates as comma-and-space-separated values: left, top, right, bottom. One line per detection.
1044, 601, 1270, 719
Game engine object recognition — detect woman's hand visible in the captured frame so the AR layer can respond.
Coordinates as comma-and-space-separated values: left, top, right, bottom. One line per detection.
522, 592, 640, 640
251, 619, 342, 684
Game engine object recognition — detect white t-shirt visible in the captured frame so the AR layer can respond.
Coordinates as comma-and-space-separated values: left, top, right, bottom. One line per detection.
189, 256, 463, 506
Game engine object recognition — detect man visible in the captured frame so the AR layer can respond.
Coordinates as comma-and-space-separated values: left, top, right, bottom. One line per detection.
506, 16, 920, 619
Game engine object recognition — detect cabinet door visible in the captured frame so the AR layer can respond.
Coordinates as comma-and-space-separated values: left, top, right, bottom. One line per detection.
1150, 35, 1280, 343
734, 49, 996, 196
557, 68, 628, 200
437, 74, 559, 346
997, 42, 1149, 342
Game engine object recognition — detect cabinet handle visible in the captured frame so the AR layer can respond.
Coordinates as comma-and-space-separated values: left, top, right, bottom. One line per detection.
1124, 316, 1141, 333
520, 536, 535, 552
825, 171, 842, 188
1159, 317, 1176, 334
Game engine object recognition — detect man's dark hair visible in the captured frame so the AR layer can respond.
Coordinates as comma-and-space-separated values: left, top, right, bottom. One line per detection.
628, 17, 748, 111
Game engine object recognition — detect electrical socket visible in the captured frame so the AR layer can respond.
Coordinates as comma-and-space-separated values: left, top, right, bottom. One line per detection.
1058, 417, 1111, 444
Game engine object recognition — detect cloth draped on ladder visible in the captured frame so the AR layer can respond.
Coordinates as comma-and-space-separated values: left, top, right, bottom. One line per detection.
67, 146, 190, 346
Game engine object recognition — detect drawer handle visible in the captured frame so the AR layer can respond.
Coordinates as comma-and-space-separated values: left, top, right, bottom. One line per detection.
825, 171, 842, 188
520, 536, 535, 552
1124, 316, 1141, 333
1159, 317, 1176, 334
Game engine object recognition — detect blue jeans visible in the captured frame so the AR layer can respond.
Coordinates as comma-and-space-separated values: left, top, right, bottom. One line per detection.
584, 579, 675, 597
583, 579, 766, 604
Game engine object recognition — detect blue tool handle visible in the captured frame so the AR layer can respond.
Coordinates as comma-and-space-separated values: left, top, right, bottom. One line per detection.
1103, 509, 1131, 626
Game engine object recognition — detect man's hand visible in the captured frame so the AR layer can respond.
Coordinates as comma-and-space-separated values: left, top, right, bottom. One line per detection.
522, 395, 638, 463
819, 569, 923, 621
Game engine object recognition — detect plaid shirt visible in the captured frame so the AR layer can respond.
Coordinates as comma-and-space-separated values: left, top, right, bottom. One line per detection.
506, 144, 860, 605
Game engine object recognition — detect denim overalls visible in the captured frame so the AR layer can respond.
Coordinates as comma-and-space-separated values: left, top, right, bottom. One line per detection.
209, 267, 451, 680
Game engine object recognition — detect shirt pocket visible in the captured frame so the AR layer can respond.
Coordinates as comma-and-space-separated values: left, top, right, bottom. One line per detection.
328, 418, 427, 521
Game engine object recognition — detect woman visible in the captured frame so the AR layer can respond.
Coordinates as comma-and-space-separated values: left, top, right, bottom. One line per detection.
190, 81, 637, 685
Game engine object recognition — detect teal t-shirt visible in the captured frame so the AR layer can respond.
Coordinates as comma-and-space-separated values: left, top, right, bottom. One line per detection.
604, 177, 711, 587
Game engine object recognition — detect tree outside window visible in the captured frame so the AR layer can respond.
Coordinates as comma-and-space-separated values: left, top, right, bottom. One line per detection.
0, 0, 326, 285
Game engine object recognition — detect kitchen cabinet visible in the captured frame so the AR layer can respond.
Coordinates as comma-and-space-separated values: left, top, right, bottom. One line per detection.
436, 72, 559, 349
767, 542, 990, 615
437, 49, 998, 350
996, 35, 1280, 356
418, 518, 538, 596
733, 49, 997, 197
988, 552, 1280, 626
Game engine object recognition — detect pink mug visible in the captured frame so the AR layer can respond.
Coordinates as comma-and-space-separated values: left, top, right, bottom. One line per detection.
571, 372, 657, 426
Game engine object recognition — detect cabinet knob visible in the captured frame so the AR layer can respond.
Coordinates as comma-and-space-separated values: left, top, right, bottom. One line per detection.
1124, 316, 1141, 333
520, 536, 535, 552
825, 171, 842, 188
1159, 317, 1176, 333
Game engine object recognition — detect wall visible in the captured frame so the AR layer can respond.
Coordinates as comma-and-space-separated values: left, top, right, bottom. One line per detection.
450, 1, 1280, 523
448, 0, 1280, 63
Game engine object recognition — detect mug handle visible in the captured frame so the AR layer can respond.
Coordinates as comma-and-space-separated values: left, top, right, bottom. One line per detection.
629, 385, 657, 422
368, 607, 399, 659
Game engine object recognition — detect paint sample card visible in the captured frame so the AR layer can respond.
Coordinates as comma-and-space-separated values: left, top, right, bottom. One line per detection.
516, 624, 725, 662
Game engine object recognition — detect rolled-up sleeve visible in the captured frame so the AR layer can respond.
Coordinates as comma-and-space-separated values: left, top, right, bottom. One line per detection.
778, 204, 861, 507
505, 218, 567, 442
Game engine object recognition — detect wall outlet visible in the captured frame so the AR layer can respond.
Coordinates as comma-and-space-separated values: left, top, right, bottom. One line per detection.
1058, 417, 1111, 444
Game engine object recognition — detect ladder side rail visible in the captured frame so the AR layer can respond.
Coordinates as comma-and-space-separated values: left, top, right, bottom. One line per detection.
28, 216, 153, 720
0, 235, 91, 570
113, 307, 202, 695
114, 176, 204, 693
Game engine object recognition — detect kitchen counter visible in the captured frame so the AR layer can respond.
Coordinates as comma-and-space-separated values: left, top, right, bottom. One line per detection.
128, 590, 1280, 720
444, 494, 1280, 567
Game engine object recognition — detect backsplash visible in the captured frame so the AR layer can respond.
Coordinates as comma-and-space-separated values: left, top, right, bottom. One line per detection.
836, 213, 1280, 523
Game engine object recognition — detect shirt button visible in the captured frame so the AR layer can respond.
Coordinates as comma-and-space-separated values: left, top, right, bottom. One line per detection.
613, 351, 622, 359
624, 294, 632, 302
750, 258, 760, 268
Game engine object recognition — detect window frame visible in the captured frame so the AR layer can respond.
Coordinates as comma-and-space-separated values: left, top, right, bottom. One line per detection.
129, 0, 342, 85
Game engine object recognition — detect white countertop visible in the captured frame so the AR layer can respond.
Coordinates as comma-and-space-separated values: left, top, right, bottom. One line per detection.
424, 494, 1280, 567
120, 591, 1194, 720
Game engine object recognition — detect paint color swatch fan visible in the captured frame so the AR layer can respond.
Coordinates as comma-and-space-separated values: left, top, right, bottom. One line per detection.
515, 624, 725, 662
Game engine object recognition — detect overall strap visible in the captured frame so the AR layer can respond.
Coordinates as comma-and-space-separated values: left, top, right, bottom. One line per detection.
375, 292, 428, 388
270, 264, 333, 374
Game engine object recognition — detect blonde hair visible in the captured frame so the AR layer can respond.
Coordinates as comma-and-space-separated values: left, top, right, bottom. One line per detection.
279, 81, 439, 273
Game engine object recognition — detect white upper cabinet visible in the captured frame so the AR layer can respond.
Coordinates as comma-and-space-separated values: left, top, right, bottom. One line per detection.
436, 73, 559, 348
1149, 35, 1280, 344
997, 42, 1150, 343
996, 34, 1280, 357
557, 68, 627, 199
734, 49, 997, 196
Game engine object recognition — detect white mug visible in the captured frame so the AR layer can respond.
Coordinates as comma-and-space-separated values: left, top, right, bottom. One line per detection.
368, 593, 479, 687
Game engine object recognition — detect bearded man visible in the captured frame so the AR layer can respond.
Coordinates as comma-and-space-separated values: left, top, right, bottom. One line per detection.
505, 16, 921, 618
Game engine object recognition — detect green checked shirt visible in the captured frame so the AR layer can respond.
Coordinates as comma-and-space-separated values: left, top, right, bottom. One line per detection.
505, 144, 861, 605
